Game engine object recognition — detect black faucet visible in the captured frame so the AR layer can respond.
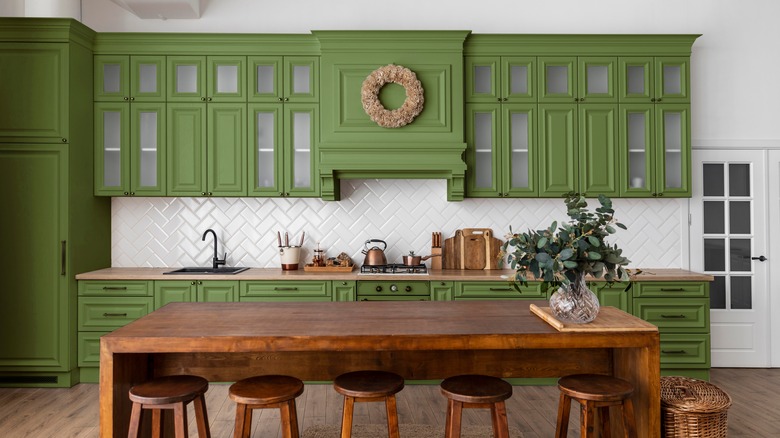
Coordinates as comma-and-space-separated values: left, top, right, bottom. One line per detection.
201, 228, 226, 270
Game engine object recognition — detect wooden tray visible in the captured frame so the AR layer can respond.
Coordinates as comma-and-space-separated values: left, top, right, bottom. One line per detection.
530, 304, 658, 332
303, 265, 354, 272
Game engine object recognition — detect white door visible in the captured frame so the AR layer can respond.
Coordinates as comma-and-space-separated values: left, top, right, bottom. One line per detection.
769, 150, 780, 367
691, 149, 769, 367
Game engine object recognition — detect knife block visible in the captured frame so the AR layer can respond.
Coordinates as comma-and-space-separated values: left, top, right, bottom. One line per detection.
430, 247, 442, 270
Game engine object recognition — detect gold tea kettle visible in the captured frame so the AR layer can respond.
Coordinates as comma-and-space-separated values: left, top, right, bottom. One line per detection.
361, 239, 388, 266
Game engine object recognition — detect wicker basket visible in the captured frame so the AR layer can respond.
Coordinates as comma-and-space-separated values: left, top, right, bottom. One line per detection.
660, 376, 732, 438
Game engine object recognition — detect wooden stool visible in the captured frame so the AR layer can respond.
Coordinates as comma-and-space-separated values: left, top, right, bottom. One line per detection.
440, 374, 512, 438
333, 370, 404, 438
127, 374, 210, 438
555, 374, 637, 438
229, 375, 304, 438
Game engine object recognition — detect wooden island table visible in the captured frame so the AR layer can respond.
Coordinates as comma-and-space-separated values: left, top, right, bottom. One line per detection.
100, 300, 660, 437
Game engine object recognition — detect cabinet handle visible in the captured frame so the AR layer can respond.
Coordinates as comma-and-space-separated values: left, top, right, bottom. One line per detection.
102, 286, 128, 290
208, 97, 213, 101
342, 282, 348, 286
660, 314, 686, 319
651, 98, 656, 102
191, 281, 196, 285
201, 192, 206, 196
489, 287, 512, 292
656, 98, 662, 102
662, 349, 687, 354
103, 313, 128, 317
497, 98, 502, 102
659, 288, 685, 292
60, 240, 66, 276
197, 281, 202, 285
274, 287, 299, 291
130, 192, 135, 196
502, 97, 508, 102
208, 192, 213, 196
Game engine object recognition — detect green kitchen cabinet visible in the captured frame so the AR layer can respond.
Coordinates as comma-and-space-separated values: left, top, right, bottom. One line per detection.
249, 56, 319, 103
93, 55, 166, 102
167, 56, 246, 103
0, 42, 69, 143
538, 57, 617, 103
1, 19, 111, 387
432, 281, 455, 301
167, 102, 247, 196
538, 103, 619, 197
155, 280, 239, 308
240, 281, 332, 302
454, 281, 545, 300
619, 57, 689, 104
465, 56, 535, 103
619, 104, 691, 197
248, 103, 319, 197
333, 281, 356, 302
466, 103, 537, 197
94, 102, 166, 196
593, 283, 632, 313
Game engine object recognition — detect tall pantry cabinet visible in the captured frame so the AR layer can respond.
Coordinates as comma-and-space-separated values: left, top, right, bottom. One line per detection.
0, 18, 111, 387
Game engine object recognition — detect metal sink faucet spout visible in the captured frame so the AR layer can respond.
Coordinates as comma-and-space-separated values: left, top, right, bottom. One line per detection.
202, 228, 227, 270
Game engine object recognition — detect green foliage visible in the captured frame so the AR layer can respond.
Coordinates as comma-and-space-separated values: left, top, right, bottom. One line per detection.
500, 193, 634, 293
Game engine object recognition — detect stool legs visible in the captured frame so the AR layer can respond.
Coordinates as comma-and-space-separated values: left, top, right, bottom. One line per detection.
444, 400, 510, 438
555, 394, 637, 438
127, 394, 210, 438
339, 394, 400, 438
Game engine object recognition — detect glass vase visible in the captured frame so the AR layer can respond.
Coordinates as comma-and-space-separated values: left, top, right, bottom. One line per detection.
548, 273, 600, 324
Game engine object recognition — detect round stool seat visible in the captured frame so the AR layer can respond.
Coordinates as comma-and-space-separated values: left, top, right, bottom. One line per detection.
558, 374, 634, 402
441, 374, 513, 404
229, 375, 304, 405
334, 370, 404, 398
129, 375, 208, 405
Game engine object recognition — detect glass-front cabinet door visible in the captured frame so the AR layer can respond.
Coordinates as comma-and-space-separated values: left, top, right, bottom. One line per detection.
465, 104, 500, 196
207, 56, 246, 102
169, 56, 246, 102
249, 104, 282, 195
249, 56, 318, 103
655, 104, 690, 196
538, 57, 577, 102
465, 57, 535, 103
619, 104, 654, 196
655, 57, 689, 103
95, 55, 166, 102
94, 102, 166, 196
577, 57, 617, 103
502, 104, 537, 196
167, 56, 206, 102
619, 57, 689, 103
465, 57, 500, 103
619, 57, 654, 103
284, 104, 319, 196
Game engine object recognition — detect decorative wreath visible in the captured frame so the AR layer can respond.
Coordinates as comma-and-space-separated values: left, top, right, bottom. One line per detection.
361, 64, 424, 128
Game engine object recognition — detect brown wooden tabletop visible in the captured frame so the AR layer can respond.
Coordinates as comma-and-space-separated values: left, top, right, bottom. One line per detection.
100, 300, 660, 438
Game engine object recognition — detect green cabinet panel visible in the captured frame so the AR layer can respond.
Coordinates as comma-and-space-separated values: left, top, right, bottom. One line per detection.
538, 57, 577, 102
432, 281, 455, 301
356, 281, 431, 299
619, 57, 689, 103
333, 281, 356, 302
94, 55, 166, 102
155, 280, 239, 307
593, 283, 631, 313
619, 104, 654, 197
633, 298, 709, 333
200, 281, 239, 302
167, 56, 246, 102
634, 281, 707, 298
78, 280, 153, 297
538, 104, 578, 196
208, 103, 247, 195
465, 56, 535, 103
240, 280, 332, 301
577, 57, 617, 103
167, 103, 207, 195
249, 103, 319, 197
248, 56, 319, 103
94, 102, 166, 196
77, 332, 106, 367
660, 334, 710, 368
77, 297, 153, 331
578, 104, 619, 197
455, 281, 544, 300
465, 104, 500, 196
0, 43, 68, 143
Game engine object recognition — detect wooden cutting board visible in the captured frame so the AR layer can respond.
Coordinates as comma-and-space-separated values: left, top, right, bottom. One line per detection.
485, 234, 503, 270
443, 230, 463, 269
461, 229, 487, 270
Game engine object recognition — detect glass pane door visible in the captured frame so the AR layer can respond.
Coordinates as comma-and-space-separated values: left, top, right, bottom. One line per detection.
619, 57, 653, 103
208, 56, 246, 102
285, 104, 318, 196
619, 105, 653, 196
465, 104, 499, 196
285, 57, 318, 102
94, 103, 129, 195
167, 56, 206, 102
502, 57, 535, 102
465, 57, 499, 103
656, 104, 690, 196
249, 56, 282, 102
94, 55, 128, 102
249, 104, 281, 195
538, 57, 576, 102
578, 57, 617, 102
504, 104, 536, 196
655, 57, 689, 103
131, 103, 166, 195
130, 56, 166, 102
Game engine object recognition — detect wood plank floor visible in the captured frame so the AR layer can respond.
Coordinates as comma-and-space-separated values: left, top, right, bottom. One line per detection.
0, 369, 777, 437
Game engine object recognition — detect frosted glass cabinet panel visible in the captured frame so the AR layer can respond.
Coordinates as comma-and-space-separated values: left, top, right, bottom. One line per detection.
94, 55, 166, 102
504, 105, 536, 194
94, 102, 166, 196
538, 57, 576, 102
285, 105, 318, 195
167, 56, 246, 102
578, 57, 616, 102
619, 57, 689, 103
249, 56, 319, 103
465, 57, 535, 103
465, 105, 499, 195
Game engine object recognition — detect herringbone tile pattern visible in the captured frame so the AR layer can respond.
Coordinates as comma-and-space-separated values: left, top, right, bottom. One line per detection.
112, 179, 686, 268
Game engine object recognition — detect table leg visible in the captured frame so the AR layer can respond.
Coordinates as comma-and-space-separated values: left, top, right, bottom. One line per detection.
100, 347, 151, 437
613, 338, 661, 438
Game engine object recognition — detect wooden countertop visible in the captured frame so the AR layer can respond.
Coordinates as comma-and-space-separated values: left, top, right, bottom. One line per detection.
77, 267, 713, 282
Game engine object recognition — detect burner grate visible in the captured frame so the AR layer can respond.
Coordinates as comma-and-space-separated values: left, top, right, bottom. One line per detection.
360, 264, 428, 274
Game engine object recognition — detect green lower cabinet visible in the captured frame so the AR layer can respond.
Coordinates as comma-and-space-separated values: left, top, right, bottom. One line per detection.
240, 280, 332, 302
333, 281, 356, 301
593, 283, 631, 312
455, 281, 544, 300
155, 280, 239, 307
432, 281, 455, 301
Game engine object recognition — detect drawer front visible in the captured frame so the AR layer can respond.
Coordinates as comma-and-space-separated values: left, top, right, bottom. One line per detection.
78, 280, 153, 297
456, 281, 544, 299
357, 281, 431, 297
633, 298, 709, 332
241, 281, 331, 298
660, 334, 710, 368
78, 297, 154, 331
634, 282, 708, 298
77, 331, 109, 366
240, 296, 332, 303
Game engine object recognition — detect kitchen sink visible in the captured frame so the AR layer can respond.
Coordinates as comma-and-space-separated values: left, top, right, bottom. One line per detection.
163, 267, 249, 275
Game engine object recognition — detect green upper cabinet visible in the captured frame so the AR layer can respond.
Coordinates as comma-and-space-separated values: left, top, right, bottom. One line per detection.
538, 57, 617, 103
465, 56, 535, 103
538, 103, 578, 195
619, 103, 690, 197
248, 103, 319, 197
94, 55, 166, 102
167, 102, 247, 196
167, 56, 246, 102
94, 102, 166, 196
619, 57, 690, 103
249, 56, 319, 103
465, 103, 537, 197
0, 43, 69, 143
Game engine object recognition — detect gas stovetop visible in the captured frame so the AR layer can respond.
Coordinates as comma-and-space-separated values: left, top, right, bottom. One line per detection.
359, 264, 428, 275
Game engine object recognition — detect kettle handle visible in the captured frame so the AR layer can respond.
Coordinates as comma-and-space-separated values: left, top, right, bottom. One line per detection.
364, 239, 387, 250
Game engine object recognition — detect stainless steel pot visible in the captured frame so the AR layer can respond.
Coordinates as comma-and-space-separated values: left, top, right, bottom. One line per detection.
402, 251, 441, 266
362, 239, 388, 266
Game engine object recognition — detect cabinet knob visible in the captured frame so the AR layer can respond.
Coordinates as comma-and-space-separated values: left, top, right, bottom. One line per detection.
503, 97, 508, 102
191, 281, 196, 285
656, 98, 662, 102
123, 97, 129, 101
130, 192, 135, 196
342, 282, 347, 286
197, 281, 202, 285
207, 97, 213, 101
201, 192, 207, 196
123, 192, 129, 196
278, 97, 284, 102
651, 98, 656, 102
201, 97, 206, 101
61, 138, 67, 143
497, 98, 502, 102
208, 192, 213, 196
284, 97, 289, 102
657, 193, 664, 197
130, 97, 135, 101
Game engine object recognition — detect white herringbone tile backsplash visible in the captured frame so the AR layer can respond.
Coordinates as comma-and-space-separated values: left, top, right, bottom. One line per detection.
112, 179, 687, 269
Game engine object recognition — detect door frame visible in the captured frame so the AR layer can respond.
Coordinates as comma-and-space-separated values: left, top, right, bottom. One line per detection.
769, 150, 780, 367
